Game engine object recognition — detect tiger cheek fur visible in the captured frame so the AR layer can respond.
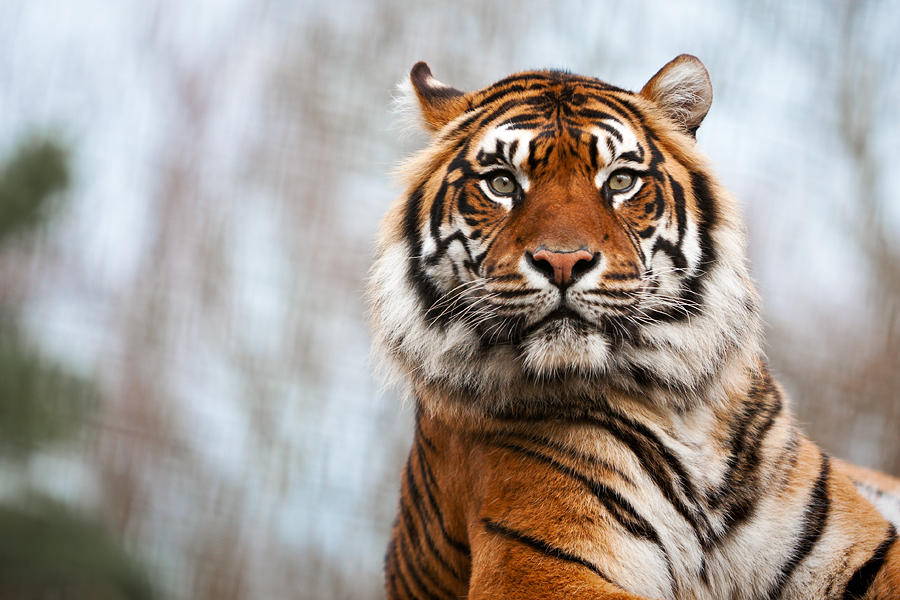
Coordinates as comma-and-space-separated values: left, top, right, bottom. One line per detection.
371, 56, 900, 599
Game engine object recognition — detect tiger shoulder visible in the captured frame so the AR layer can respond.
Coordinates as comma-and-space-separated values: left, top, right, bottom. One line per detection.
369, 55, 900, 599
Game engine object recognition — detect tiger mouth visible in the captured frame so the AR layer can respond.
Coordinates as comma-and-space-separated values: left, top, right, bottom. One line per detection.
521, 306, 596, 337
531, 306, 586, 326
470, 298, 644, 353
468, 305, 589, 346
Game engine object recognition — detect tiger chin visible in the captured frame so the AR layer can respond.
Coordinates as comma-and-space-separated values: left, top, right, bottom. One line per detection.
370, 55, 900, 599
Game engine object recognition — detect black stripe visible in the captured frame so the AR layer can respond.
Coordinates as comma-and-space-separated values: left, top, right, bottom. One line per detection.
638, 225, 656, 238
473, 97, 545, 133
423, 229, 476, 270
569, 78, 627, 94
414, 411, 437, 451
707, 371, 783, 542
504, 120, 545, 131
581, 95, 634, 121
385, 537, 401, 599
577, 111, 624, 140
488, 439, 673, 590
435, 107, 483, 141
582, 288, 636, 299
457, 188, 481, 215
503, 432, 635, 485
428, 176, 450, 243
483, 72, 553, 89
413, 414, 471, 562
578, 411, 714, 546
668, 174, 687, 244
641, 170, 719, 325
687, 170, 718, 279
606, 137, 616, 159
471, 74, 557, 105
499, 112, 545, 127
482, 518, 617, 586
492, 288, 539, 298
476, 84, 532, 109
651, 236, 688, 270
645, 191, 665, 219
397, 525, 453, 599
602, 94, 644, 124
386, 571, 400, 600
403, 455, 467, 581
414, 436, 471, 558
388, 539, 418, 600
766, 455, 831, 600
842, 524, 897, 600
397, 530, 439, 599
507, 139, 519, 163
618, 149, 643, 163
588, 134, 599, 170
404, 186, 446, 327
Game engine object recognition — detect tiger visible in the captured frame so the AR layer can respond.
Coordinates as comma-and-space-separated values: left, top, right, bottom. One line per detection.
368, 55, 900, 599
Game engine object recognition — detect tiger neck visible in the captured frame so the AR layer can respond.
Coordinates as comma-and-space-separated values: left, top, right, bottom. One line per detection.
414, 355, 793, 496
412, 357, 796, 577
412, 342, 767, 429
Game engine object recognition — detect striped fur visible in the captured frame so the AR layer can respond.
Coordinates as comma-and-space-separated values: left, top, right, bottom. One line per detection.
370, 56, 900, 599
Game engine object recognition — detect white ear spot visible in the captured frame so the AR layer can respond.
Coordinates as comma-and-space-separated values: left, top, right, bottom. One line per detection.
640, 54, 713, 135
423, 74, 453, 90
408, 61, 467, 132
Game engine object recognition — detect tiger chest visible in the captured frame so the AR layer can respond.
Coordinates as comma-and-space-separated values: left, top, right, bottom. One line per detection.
471, 429, 832, 600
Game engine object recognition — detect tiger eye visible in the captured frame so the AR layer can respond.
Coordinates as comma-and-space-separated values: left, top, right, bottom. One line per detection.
487, 172, 518, 196
608, 171, 635, 192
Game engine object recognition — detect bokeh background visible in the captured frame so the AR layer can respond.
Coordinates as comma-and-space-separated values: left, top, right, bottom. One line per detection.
0, 0, 898, 598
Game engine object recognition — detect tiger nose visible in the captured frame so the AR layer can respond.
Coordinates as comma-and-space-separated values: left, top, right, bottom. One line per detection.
527, 248, 598, 287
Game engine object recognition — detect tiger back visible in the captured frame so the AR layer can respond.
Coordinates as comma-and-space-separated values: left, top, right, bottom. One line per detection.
369, 55, 900, 599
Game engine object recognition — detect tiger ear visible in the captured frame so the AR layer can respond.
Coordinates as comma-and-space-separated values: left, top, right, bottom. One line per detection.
640, 54, 713, 137
407, 62, 468, 132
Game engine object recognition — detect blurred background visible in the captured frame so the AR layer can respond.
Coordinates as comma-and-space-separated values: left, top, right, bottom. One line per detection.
0, 0, 897, 598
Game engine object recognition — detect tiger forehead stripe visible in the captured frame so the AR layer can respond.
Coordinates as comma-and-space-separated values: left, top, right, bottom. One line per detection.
466, 80, 628, 133
594, 119, 643, 164
475, 125, 533, 190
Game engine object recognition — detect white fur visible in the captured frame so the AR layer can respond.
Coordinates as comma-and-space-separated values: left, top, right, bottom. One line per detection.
855, 482, 900, 528
591, 122, 647, 208
592, 122, 642, 185
391, 77, 424, 138
644, 57, 713, 131
476, 124, 534, 192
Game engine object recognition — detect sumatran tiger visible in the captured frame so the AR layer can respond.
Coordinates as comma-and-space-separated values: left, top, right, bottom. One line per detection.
368, 55, 900, 599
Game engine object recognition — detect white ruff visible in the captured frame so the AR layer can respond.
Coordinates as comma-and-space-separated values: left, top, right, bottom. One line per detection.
519, 321, 612, 375
368, 206, 762, 416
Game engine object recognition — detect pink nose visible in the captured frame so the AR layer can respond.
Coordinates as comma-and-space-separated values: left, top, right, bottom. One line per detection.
530, 248, 596, 286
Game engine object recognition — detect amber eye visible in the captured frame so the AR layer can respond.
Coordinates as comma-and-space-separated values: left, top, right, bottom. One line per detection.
607, 170, 636, 192
486, 172, 518, 196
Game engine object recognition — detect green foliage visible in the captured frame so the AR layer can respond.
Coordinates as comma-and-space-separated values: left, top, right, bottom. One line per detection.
0, 138, 69, 243
0, 497, 156, 600
0, 137, 159, 599
0, 327, 99, 458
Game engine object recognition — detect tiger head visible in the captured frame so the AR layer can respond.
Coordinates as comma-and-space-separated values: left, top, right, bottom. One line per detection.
369, 55, 761, 416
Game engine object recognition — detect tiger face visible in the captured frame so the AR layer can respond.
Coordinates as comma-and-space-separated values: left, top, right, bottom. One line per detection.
370, 56, 761, 414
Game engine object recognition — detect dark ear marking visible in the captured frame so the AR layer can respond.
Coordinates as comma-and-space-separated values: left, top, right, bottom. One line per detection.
410, 61, 469, 132
640, 54, 713, 137
411, 62, 463, 102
